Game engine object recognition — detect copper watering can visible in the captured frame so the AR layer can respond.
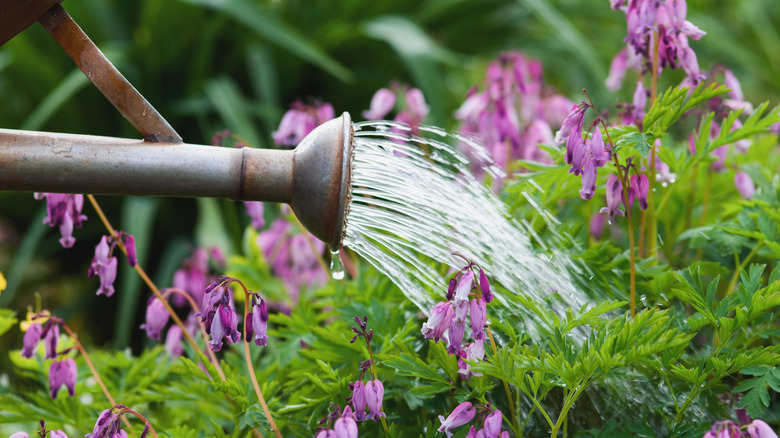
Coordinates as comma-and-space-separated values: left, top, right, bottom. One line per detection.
0, 1, 353, 249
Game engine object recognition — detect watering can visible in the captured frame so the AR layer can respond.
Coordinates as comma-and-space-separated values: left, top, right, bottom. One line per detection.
0, 1, 353, 249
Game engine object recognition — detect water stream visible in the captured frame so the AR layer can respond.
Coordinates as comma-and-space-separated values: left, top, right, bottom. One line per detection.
339, 121, 706, 431
342, 121, 588, 339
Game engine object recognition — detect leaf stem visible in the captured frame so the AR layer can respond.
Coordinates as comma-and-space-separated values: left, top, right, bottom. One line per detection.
725, 242, 765, 295
116, 406, 159, 438
487, 326, 519, 432
236, 280, 283, 438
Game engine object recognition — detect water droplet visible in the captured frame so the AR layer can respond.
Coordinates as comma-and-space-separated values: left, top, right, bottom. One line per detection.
330, 249, 345, 280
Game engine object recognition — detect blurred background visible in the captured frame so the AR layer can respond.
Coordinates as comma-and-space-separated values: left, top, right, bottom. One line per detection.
0, 0, 778, 359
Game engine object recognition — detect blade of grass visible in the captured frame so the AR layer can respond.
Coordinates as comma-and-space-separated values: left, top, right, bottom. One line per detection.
520, 0, 605, 84
114, 197, 159, 349
180, 0, 353, 83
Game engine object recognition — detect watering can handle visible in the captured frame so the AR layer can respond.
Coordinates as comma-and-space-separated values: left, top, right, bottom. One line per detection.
38, 5, 182, 143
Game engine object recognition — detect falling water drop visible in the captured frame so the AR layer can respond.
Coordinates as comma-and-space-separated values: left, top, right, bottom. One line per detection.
329, 249, 345, 280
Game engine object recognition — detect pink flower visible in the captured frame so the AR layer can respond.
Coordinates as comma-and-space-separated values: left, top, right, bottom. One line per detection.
483, 409, 504, 437
165, 325, 184, 357
629, 174, 649, 210
469, 298, 487, 341
735, 171, 755, 199
363, 88, 396, 120
43, 322, 59, 360
123, 234, 137, 267
600, 175, 626, 219
747, 419, 778, 438
421, 301, 454, 343
351, 380, 367, 421
140, 297, 170, 341
438, 402, 476, 438
21, 322, 42, 359
88, 236, 118, 297
247, 296, 269, 347
364, 380, 386, 421
37, 193, 87, 248
272, 100, 334, 147
49, 357, 77, 399
244, 201, 265, 229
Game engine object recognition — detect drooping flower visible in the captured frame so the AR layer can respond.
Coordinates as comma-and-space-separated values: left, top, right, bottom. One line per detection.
364, 380, 386, 421
49, 357, 77, 399
469, 298, 487, 341
438, 402, 476, 438
37, 193, 88, 248
629, 174, 650, 210
86, 408, 122, 438
448, 316, 467, 354
21, 322, 42, 359
589, 213, 606, 240
43, 321, 59, 360
246, 296, 269, 347
9, 432, 29, 438
453, 270, 474, 305
478, 268, 492, 303
600, 175, 626, 219
88, 236, 118, 297
244, 201, 265, 229
140, 297, 170, 341
123, 234, 137, 267
747, 419, 779, 438
482, 409, 504, 438
209, 303, 241, 352
723, 69, 753, 113
421, 301, 454, 343
50, 430, 68, 438
734, 171, 755, 199
272, 100, 335, 147
362, 88, 396, 120
351, 380, 367, 421
333, 414, 359, 438
165, 324, 184, 357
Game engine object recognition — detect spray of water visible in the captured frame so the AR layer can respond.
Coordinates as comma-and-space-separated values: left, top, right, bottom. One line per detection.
342, 121, 590, 339
340, 121, 708, 431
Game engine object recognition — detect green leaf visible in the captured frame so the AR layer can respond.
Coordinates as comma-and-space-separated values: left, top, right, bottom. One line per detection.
616, 132, 653, 158
180, 0, 352, 82
0, 309, 17, 338
384, 353, 451, 386
236, 403, 270, 431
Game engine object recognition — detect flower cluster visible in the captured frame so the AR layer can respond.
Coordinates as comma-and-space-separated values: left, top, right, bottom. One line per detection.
35, 193, 87, 248
315, 405, 359, 438
421, 260, 491, 380
437, 403, 508, 438
10, 420, 68, 438
608, 0, 707, 90
86, 406, 150, 438
347, 379, 385, 422
272, 100, 335, 147
88, 233, 137, 297
362, 84, 430, 135
21, 316, 77, 399
455, 51, 573, 179
198, 276, 242, 352
258, 215, 328, 301
703, 419, 778, 438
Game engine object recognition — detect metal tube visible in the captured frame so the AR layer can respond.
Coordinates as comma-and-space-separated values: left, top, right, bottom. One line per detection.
39, 5, 182, 144
0, 128, 293, 202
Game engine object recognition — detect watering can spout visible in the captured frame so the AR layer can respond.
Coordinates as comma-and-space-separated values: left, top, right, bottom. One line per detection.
0, 112, 354, 249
